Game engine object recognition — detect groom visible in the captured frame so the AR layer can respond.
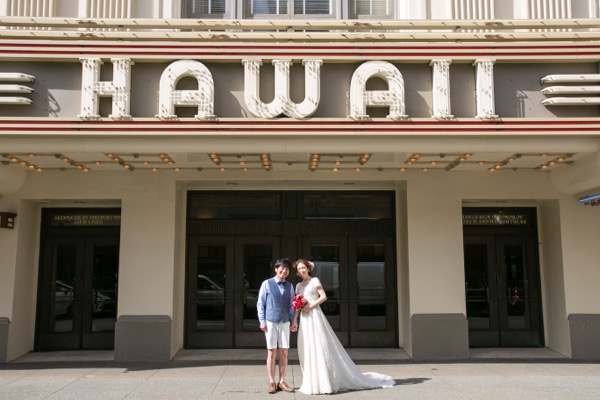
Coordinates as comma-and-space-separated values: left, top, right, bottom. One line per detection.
257, 258, 298, 394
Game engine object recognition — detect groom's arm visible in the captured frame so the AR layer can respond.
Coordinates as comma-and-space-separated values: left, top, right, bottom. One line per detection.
257, 281, 268, 327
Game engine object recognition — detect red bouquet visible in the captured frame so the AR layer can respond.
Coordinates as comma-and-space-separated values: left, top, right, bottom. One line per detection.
292, 294, 307, 310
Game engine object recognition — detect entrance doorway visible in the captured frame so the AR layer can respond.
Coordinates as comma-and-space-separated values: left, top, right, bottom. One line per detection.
463, 208, 543, 347
186, 235, 278, 347
36, 209, 120, 351
185, 191, 397, 348
303, 236, 396, 347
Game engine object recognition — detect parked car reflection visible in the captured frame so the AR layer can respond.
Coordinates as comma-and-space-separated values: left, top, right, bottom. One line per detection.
54, 280, 74, 318
53, 280, 115, 317
196, 274, 257, 319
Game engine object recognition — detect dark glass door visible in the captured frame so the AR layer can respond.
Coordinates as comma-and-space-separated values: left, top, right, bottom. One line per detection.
37, 236, 119, 350
464, 235, 542, 347
303, 236, 396, 347
186, 236, 279, 348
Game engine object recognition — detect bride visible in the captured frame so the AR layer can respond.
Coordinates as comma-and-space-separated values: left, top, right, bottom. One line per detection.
292, 258, 395, 395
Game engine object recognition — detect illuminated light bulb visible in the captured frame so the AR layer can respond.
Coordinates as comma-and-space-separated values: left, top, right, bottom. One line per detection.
243, 167, 248, 172
355, 167, 361, 172
143, 161, 149, 166
36, 168, 42, 172
83, 168, 90, 172
422, 167, 428, 172
332, 167, 338, 172
414, 154, 421, 158
541, 165, 548, 169
220, 167, 225, 172
151, 167, 158, 172
28, 165, 34, 169
107, 153, 113, 158
541, 153, 548, 157
174, 167, 181, 172
478, 161, 485, 165
94, 161, 101, 165
399, 167, 405, 172
27, 153, 35, 157
495, 165, 502, 170
431, 161, 437, 166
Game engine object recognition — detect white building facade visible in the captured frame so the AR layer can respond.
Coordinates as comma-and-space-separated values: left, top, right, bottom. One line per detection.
1, 0, 600, 362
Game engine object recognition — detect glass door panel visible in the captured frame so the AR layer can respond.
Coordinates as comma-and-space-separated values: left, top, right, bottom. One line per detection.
186, 236, 279, 348
235, 237, 279, 347
463, 236, 499, 347
349, 237, 396, 347
304, 237, 347, 345
464, 235, 542, 348
303, 236, 396, 347
186, 236, 234, 347
88, 241, 119, 334
355, 244, 386, 330
497, 236, 542, 347
38, 235, 119, 350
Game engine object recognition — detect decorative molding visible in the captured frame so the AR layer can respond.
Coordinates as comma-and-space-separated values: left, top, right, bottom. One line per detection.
78, 57, 134, 120
348, 61, 408, 120
473, 59, 498, 119
242, 59, 322, 119
542, 86, 600, 95
542, 98, 600, 106
156, 60, 215, 120
0, 97, 32, 105
541, 74, 600, 84
0, 73, 35, 82
541, 73, 600, 107
0, 84, 33, 93
430, 59, 453, 119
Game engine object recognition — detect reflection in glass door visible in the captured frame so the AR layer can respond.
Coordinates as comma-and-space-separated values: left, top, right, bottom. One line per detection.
37, 236, 119, 350
186, 236, 279, 348
304, 236, 396, 347
464, 235, 542, 347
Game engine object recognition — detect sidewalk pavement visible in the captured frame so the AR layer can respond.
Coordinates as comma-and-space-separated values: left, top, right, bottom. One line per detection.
1, 348, 599, 400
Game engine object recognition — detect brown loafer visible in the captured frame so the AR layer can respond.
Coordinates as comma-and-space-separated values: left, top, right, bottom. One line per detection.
278, 382, 294, 392
268, 382, 277, 394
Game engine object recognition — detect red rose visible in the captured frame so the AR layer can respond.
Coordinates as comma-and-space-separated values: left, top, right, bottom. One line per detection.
292, 294, 307, 310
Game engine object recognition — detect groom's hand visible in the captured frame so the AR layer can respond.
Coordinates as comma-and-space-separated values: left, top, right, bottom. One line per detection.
260, 323, 267, 331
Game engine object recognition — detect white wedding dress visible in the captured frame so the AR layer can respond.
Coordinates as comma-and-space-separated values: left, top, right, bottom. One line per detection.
295, 277, 395, 395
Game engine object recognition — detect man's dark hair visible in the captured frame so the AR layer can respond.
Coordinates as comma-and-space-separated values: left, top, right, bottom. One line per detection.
274, 258, 292, 269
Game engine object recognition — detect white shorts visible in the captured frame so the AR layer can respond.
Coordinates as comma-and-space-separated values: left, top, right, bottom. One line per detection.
264, 320, 290, 349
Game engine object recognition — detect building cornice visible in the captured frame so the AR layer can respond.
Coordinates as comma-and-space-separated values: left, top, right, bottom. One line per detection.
0, 17, 599, 44
1, 40, 600, 62
0, 118, 599, 138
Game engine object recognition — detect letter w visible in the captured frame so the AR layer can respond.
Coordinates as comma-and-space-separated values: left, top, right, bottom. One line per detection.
243, 59, 322, 119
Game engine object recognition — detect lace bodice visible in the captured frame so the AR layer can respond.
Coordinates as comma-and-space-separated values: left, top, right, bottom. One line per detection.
296, 277, 321, 304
